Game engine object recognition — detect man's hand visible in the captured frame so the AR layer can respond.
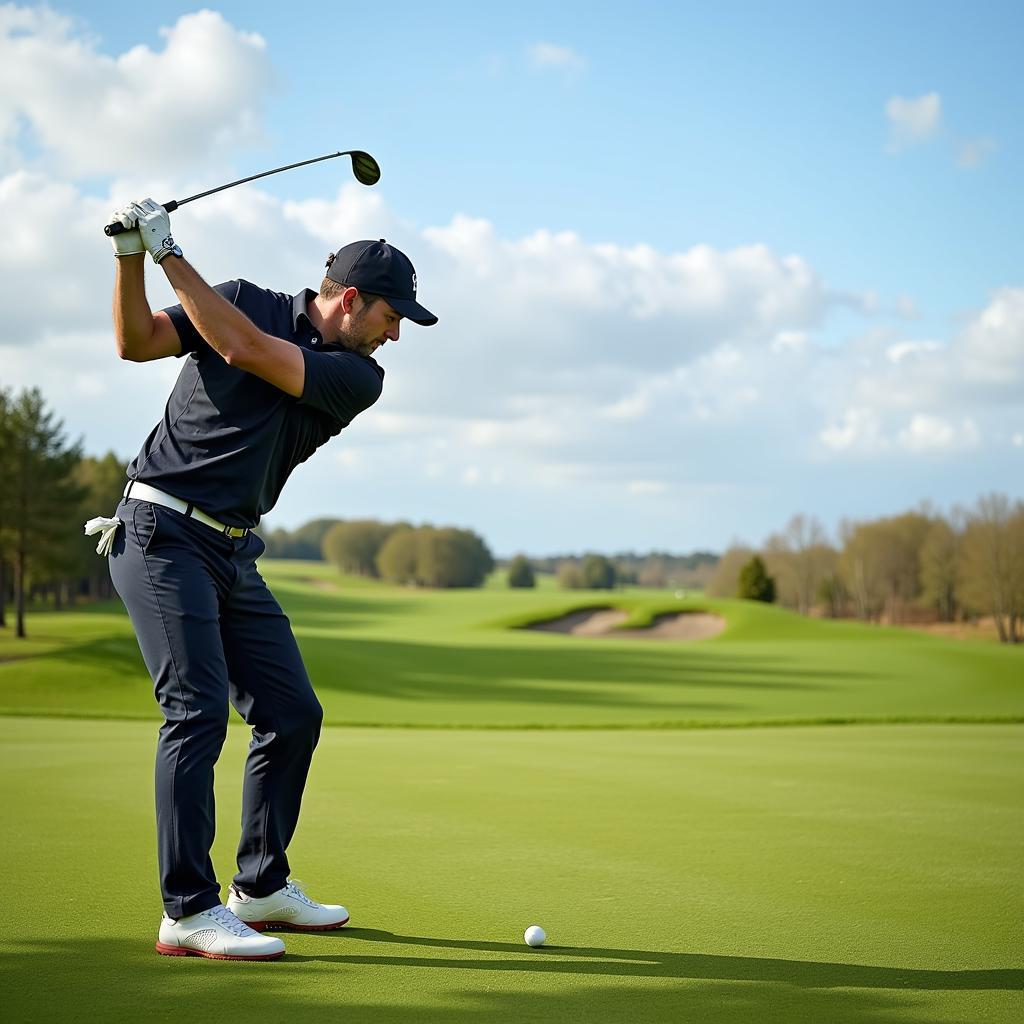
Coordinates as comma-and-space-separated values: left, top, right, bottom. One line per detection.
108, 203, 145, 258
131, 198, 180, 264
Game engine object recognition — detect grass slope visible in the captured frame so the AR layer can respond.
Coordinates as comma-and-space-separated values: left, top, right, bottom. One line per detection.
1, 560, 1021, 727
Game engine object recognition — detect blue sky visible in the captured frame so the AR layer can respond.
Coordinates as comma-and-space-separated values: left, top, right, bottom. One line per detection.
1, 1, 1021, 554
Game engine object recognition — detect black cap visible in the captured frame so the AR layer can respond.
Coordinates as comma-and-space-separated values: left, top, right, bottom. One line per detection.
325, 239, 438, 326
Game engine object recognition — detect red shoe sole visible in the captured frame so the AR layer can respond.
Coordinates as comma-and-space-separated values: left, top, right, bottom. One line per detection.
246, 915, 349, 932
155, 942, 284, 961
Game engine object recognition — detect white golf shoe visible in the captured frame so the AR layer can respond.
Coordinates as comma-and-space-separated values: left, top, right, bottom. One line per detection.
227, 879, 350, 932
156, 904, 285, 960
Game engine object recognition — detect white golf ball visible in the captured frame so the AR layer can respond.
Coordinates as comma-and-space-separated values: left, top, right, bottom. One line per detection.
524, 925, 546, 947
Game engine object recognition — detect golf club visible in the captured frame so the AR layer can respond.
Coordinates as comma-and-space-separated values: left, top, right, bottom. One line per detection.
103, 149, 380, 236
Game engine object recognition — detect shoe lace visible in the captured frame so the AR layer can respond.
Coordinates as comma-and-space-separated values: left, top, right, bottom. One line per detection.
207, 904, 254, 936
284, 879, 319, 908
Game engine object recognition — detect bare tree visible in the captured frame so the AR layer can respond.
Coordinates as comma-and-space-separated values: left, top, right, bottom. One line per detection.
638, 555, 667, 588
556, 561, 584, 590
875, 513, 932, 624
959, 494, 1024, 643
705, 545, 755, 599
920, 516, 962, 622
764, 514, 834, 615
839, 520, 886, 621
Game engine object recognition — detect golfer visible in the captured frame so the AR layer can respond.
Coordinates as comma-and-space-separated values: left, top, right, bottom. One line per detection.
99, 198, 437, 960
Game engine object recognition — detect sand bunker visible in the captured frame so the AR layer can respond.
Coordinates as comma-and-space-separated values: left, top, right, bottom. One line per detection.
526, 608, 726, 641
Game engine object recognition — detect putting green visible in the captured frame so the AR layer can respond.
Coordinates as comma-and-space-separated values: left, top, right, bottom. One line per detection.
1, 718, 1021, 1023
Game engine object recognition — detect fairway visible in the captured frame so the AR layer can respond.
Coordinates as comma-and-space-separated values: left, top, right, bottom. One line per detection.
1, 719, 1021, 1023
1, 561, 1022, 728
1, 564, 1022, 1023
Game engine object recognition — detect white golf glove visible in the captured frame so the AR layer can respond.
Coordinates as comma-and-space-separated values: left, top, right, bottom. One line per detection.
131, 198, 180, 264
108, 203, 145, 257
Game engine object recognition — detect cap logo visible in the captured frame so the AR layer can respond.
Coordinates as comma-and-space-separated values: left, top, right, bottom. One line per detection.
411, 272, 417, 295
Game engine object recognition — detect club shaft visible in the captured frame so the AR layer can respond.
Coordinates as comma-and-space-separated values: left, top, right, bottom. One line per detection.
175, 151, 355, 208
103, 150, 372, 236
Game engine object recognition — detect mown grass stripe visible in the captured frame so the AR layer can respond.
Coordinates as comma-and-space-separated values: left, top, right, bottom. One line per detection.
1, 708, 1021, 730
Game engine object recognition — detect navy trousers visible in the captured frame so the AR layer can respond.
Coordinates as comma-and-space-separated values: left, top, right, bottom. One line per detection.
108, 497, 323, 919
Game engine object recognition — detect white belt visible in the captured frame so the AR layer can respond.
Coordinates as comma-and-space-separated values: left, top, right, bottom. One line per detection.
124, 481, 250, 538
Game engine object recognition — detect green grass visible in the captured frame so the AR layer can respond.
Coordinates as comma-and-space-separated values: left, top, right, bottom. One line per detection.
1, 561, 1021, 1022
1, 719, 1021, 1023
0, 559, 1021, 728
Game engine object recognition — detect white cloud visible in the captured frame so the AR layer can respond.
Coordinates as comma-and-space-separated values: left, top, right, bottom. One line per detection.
627, 480, 669, 496
885, 340, 943, 363
820, 408, 887, 454
602, 390, 651, 420
0, 7, 273, 177
1013, 434, 1023, 448
771, 330, 807, 353
894, 294, 920, 319
884, 93, 998, 168
956, 136, 996, 169
3, 156, 1020, 501
811, 287, 1024, 459
527, 42, 586, 73
897, 414, 979, 453
885, 92, 942, 151
961, 287, 1024, 387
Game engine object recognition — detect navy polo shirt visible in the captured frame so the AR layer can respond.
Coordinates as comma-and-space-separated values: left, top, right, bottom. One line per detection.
126, 280, 384, 528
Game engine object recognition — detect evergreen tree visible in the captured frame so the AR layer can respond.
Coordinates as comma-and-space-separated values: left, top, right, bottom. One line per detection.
738, 556, 776, 603
0, 389, 13, 627
6, 389, 84, 636
507, 555, 536, 588
581, 553, 617, 590
73, 451, 129, 601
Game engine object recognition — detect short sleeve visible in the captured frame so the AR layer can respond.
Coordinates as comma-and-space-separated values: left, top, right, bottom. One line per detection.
298, 349, 384, 424
164, 280, 242, 358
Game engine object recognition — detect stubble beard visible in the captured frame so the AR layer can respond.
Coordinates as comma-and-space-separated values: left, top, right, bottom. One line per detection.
337, 306, 382, 357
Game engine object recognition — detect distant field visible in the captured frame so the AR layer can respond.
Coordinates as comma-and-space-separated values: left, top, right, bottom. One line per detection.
0, 559, 1021, 727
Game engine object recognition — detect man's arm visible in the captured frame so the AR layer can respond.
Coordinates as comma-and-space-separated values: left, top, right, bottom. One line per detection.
158, 255, 305, 398
111, 240, 182, 363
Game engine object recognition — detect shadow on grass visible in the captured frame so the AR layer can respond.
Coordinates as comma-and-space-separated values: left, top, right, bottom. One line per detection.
257, 584, 422, 622
328, 929, 1023, 990
296, 634, 858, 712
1, 935, 1018, 1024
0, 630, 864, 720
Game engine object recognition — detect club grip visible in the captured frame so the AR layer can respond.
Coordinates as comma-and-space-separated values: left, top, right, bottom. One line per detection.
102, 200, 179, 236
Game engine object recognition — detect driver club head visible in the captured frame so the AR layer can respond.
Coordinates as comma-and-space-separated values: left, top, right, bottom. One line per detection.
350, 151, 381, 186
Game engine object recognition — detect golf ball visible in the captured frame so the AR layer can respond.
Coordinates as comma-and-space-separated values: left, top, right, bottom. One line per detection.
524, 925, 546, 947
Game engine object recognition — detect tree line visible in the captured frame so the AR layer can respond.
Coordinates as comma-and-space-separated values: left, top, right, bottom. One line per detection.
532, 550, 718, 589
0, 388, 126, 638
706, 501, 1024, 643
320, 519, 494, 588
262, 522, 720, 592
6, 386, 1019, 640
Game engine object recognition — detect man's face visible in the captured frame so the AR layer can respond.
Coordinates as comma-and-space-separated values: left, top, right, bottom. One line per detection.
337, 294, 402, 357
